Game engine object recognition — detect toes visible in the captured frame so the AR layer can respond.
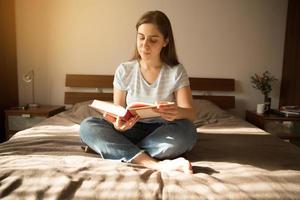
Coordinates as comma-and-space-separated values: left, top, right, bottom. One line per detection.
159, 158, 193, 174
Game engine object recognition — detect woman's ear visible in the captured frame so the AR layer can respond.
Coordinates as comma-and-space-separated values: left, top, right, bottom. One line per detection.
163, 38, 169, 47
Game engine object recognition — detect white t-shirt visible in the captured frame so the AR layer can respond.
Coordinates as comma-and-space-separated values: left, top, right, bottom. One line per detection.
113, 60, 190, 106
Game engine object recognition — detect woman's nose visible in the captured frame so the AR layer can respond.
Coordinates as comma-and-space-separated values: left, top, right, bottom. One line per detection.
142, 39, 150, 48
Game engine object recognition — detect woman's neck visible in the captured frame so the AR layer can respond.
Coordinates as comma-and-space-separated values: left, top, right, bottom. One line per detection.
140, 59, 162, 70
139, 59, 163, 85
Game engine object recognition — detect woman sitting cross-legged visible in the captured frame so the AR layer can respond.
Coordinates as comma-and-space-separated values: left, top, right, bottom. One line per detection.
80, 10, 197, 174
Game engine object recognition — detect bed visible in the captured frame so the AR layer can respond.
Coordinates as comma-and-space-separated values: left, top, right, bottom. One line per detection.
1, 75, 300, 200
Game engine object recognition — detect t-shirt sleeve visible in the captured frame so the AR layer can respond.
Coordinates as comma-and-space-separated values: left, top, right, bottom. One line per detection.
113, 64, 127, 90
174, 64, 190, 91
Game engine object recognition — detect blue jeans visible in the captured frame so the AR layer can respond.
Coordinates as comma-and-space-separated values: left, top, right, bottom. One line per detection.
79, 117, 197, 162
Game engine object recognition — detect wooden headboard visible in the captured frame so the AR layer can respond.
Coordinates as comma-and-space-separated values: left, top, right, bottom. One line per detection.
65, 74, 235, 109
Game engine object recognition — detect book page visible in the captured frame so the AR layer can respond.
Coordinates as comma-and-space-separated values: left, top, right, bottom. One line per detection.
133, 108, 160, 119
127, 102, 158, 119
90, 100, 175, 120
127, 102, 156, 109
89, 100, 127, 117
128, 102, 175, 119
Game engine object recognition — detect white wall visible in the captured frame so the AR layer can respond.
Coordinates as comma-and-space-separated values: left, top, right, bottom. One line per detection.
15, 0, 288, 118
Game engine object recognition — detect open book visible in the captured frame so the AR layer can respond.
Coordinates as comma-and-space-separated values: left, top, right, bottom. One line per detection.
89, 100, 162, 123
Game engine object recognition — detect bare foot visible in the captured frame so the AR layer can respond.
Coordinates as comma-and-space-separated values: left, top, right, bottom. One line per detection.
131, 152, 193, 174
158, 157, 193, 174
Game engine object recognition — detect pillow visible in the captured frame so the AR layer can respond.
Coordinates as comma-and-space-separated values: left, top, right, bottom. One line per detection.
63, 100, 103, 124
193, 99, 231, 126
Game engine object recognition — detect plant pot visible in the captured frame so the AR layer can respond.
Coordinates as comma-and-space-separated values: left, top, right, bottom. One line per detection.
264, 96, 271, 114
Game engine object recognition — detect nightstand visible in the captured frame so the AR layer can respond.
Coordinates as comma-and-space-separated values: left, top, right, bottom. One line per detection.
5, 105, 65, 140
246, 110, 300, 144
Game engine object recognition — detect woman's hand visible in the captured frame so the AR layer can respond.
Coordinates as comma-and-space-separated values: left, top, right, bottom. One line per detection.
113, 115, 140, 132
154, 101, 178, 121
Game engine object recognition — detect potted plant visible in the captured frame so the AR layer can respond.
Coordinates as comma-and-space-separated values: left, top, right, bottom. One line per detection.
250, 71, 277, 113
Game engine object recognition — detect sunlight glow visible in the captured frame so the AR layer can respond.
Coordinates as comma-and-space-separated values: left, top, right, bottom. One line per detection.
9, 124, 80, 140
197, 127, 267, 134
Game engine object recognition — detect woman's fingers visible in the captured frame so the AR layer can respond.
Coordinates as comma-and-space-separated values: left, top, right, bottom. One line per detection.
126, 115, 139, 127
126, 115, 135, 123
114, 116, 125, 130
116, 116, 122, 127
160, 114, 175, 121
157, 104, 178, 120
114, 115, 140, 131
152, 102, 178, 121
160, 109, 177, 115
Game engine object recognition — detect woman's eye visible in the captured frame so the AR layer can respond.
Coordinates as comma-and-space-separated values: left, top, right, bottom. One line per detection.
149, 39, 157, 43
137, 36, 157, 44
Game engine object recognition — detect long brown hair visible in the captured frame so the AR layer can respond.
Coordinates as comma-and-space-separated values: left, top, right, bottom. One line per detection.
132, 10, 179, 66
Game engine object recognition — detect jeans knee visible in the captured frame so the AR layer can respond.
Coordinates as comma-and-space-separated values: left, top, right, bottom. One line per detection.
173, 119, 197, 145
79, 117, 107, 141
144, 120, 197, 159
80, 117, 94, 136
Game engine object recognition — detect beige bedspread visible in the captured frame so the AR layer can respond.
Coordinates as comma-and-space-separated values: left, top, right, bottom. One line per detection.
1, 103, 300, 200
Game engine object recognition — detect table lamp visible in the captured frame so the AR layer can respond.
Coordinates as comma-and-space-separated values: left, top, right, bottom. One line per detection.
23, 70, 39, 108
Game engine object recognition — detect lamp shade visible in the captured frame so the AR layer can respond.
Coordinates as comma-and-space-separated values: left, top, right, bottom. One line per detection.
23, 70, 39, 107
23, 70, 34, 83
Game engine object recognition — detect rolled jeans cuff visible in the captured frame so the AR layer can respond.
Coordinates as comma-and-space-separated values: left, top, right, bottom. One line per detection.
127, 150, 145, 163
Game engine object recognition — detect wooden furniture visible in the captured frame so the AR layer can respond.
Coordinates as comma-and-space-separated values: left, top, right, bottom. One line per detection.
0, 0, 18, 142
246, 110, 300, 141
280, 0, 300, 107
5, 105, 65, 140
65, 74, 235, 109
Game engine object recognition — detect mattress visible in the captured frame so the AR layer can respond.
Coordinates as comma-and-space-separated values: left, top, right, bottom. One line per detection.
1, 100, 300, 200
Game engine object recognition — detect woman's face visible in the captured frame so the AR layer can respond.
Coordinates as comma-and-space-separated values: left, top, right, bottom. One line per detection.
137, 23, 168, 62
